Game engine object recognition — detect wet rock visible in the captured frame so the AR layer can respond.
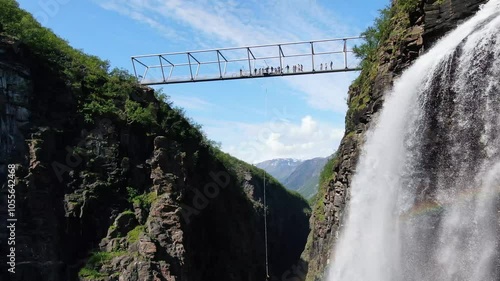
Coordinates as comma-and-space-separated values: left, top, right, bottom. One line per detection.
302, 1, 487, 280
423, 0, 487, 48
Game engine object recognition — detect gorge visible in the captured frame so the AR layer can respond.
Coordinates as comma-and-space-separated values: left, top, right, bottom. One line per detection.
1, 0, 499, 280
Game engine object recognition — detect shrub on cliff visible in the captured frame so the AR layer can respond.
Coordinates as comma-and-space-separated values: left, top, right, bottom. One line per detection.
347, 0, 421, 132
353, 7, 392, 62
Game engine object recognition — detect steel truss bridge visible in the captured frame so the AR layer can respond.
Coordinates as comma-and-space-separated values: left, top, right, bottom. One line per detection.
131, 37, 364, 85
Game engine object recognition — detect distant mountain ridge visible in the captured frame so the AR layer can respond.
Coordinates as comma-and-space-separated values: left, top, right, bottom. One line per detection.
256, 157, 329, 199
284, 157, 329, 199
255, 158, 302, 183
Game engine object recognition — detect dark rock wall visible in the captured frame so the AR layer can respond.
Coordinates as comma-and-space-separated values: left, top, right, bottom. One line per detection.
301, 0, 487, 280
0, 33, 310, 281
423, 0, 487, 48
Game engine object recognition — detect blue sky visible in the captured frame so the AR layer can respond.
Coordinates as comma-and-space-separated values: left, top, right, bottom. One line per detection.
18, 0, 389, 163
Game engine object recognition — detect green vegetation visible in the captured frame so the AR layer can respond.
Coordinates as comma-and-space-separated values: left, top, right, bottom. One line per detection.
124, 99, 157, 126
310, 154, 340, 220
1, 0, 308, 209
126, 186, 140, 201
318, 154, 339, 190
352, 0, 419, 61
303, 156, 340, 253
347, 0, 420, 132
346, 5, 391, 131
121, 210, 135, 216
79, 251, 127, 279
295, 177, 322, 200
107, 224, 116, 233
126, 187, 158, 218
398, 0, 421, 13
2, 1, 312, 278
305, 5, 425, 273
213, 148, 309, 210
132, 191, 158, 210
106, 210, 136, 238
353, 7, 392, 63
127, 225, 146, 243
314, 0, 421, 220
78, 268, 107, 280
213, 149, 282, 187
0, 0, 210, 149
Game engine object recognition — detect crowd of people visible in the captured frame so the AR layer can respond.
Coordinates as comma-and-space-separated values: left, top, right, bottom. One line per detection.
239, 61, 335, 77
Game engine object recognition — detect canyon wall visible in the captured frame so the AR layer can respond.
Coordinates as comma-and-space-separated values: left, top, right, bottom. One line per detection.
0, 2, 310, 280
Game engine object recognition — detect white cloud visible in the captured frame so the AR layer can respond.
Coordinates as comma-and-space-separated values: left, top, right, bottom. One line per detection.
93, 0, 358, 161
168, 96, 215, 111
97, 1, 182, 39
284, 72, 357, 112
203, 115, 344, 163
93, 0, 362, 113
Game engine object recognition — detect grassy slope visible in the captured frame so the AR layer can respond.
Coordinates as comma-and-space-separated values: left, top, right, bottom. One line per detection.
214, 149, 310, 209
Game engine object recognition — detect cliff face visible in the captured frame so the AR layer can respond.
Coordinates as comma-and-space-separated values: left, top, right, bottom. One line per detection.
302, 0, 487, 280
0, 2, 310, 281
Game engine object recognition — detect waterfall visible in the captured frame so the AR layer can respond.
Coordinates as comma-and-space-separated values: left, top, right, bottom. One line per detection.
329, 1, 500, 280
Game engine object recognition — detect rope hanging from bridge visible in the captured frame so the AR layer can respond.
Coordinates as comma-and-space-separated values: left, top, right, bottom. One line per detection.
264, 166, 270, 280
264, 88, 270, 280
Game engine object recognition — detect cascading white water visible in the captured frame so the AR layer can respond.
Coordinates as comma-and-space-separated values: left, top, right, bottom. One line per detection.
329, 1, 500, 280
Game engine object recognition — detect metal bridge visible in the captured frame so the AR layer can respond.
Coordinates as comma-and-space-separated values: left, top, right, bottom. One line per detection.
131, 37, 364, 85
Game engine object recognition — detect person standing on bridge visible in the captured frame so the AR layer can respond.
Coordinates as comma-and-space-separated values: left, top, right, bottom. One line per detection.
300, 64, 303, 72
320, 63, 323, 71
330, 61, 333, 70
240, 69, 242, 76
293, 65, 296, 73
254, 68, 257, 76
286, 65, 290, 73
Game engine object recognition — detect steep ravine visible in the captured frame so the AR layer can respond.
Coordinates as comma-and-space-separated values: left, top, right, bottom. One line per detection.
301, 0, 488, 280
0, 2, 310, 281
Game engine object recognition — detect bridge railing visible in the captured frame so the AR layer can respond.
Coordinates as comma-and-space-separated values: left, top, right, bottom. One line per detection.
131, 37, 365, 85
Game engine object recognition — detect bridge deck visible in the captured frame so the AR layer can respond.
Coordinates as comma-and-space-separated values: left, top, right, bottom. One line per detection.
140, 68, 361, 85
131, 37, 364, 85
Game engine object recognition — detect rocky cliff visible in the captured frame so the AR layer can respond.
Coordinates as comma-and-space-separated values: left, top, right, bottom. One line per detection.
302, 0, 487, 280
0, 2, 310, 281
